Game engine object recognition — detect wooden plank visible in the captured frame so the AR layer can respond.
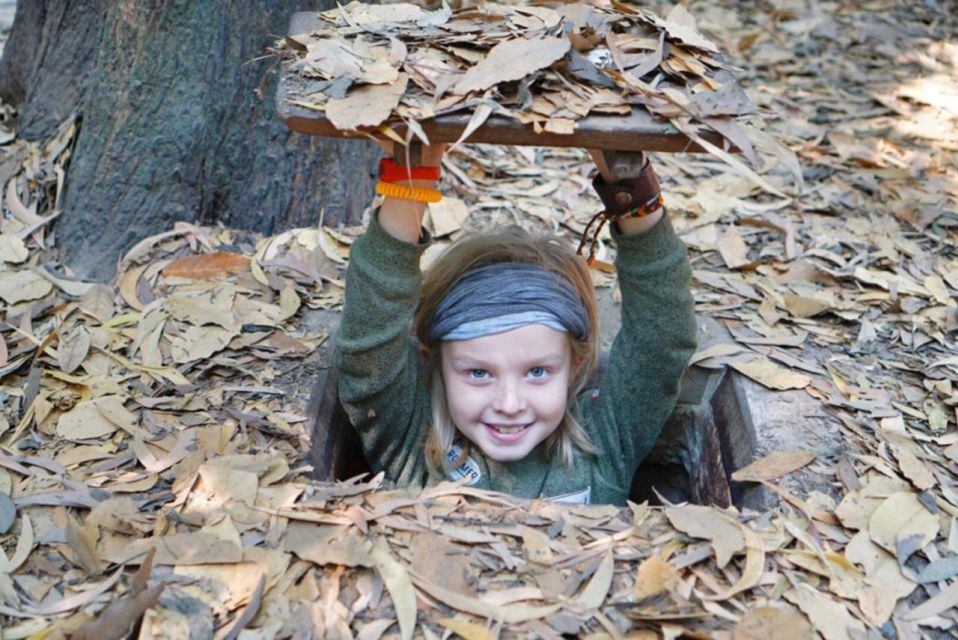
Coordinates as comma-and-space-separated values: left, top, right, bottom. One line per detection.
278, 12, 726, 153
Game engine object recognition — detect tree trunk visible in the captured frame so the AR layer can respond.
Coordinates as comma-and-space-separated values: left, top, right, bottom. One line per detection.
0, 0, 378, 281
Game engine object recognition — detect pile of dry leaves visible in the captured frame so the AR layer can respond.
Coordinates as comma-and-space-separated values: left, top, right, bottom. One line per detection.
1, 0, 958, 638
281, 1, 767, 164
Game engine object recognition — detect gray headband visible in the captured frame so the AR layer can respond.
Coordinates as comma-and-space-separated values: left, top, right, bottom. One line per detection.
428, 263, 589, 343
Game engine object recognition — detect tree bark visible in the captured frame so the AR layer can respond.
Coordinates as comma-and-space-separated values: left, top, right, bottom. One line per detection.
0, 0, 378, 281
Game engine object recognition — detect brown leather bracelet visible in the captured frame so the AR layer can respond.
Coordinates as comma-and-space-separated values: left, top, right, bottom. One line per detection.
591, 163, 662, 218
577, 162, 664, 263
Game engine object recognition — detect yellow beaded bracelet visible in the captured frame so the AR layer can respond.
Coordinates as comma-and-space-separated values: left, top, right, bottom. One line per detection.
375, 181, 442, 203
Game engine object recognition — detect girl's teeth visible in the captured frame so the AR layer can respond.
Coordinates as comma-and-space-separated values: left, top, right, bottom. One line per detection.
494, 425, 524, 434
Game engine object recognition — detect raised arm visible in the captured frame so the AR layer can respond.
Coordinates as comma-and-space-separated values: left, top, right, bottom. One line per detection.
333, 143, 444, 484
581, 150, 698, 486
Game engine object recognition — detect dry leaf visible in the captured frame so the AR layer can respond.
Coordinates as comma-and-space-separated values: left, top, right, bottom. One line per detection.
24, 564, 124, 616
5, 178, 43, 225
371, 542, 416, 640
783, 582, 866, 640
868, 492, 939, 557
58, 326, 92, 374
436, 617, 495, 640
577, 550, 614, 609
454, 37, 571, 94
221, 575, 265, 640
65, 514, 100, 574
701, 520, 765, 601
118, 264, 149, 311
916, 556, 958, 584
689, 342, 750, 367
163, 251, 250, 279
660, 4, 719, 53
732, 606, 813, 640
845, 530, 917, 600
449, 103, 493, 151
57, 396, 134, 440
183, 462, 260, 526
731, 357, 811, 390
412, 532, 475, 595
426, 197, 469, 237
284, 523, 373, 567
279, 285, 301, 319
857, 585, 897, 626
0, 514, 33, 573
717, 224, 750, 269
166, 286, 237, 329
79, 283, 116, 322
783, 293, 833, 318
327, 74, 409, 130
732, 450, 816, 483
0, 269, 53, 304
901, 581, 958, 621
665, 505, 744, 568
411, 571, 560, 623
71, 585, 164, 640
894, 448, 937, 491
175, 562, 265, 610
0, 233, 28, 263
169, 325, 237, 363
104, 530, 243, 565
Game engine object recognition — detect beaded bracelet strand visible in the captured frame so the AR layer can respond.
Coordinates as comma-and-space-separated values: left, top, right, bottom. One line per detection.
576, 191, 663, 264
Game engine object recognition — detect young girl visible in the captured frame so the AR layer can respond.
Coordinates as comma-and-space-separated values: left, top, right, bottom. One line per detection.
334, 145, 696, 505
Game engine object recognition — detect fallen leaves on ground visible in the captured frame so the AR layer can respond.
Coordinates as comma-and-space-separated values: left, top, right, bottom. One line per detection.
2, 0, 958, 637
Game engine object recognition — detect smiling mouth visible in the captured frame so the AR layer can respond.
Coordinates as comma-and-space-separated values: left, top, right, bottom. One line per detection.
487, 423, 530, 435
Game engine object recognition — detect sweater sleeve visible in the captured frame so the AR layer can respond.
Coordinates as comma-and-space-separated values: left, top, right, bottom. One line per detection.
332, 213, 431, 486
582, 213, 697, 490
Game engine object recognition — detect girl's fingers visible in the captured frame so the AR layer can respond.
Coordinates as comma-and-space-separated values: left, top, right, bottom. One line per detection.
374, 140, 446, 167
419, 143, 447, 167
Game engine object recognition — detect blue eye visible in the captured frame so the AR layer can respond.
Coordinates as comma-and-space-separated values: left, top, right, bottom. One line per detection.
469, 369, 490, 380
528, 367, 547, 378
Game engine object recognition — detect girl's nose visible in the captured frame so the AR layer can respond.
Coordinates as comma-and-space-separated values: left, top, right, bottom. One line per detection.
493, 381, 527, 415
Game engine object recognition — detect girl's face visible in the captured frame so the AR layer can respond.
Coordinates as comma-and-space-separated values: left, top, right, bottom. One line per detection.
440, 324, 573, 462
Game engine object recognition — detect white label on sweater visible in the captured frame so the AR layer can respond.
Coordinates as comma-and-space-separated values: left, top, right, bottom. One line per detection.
548, 486, 591, 504
446, 445, 481, 486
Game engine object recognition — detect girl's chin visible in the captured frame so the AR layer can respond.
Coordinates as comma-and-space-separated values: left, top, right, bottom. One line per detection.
479, 446, 532, 463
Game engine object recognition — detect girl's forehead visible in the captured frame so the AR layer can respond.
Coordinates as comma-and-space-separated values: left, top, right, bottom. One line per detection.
441, 324, 571, 364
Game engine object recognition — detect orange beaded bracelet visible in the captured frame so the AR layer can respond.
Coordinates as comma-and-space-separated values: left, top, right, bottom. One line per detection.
375, 181, 443, 203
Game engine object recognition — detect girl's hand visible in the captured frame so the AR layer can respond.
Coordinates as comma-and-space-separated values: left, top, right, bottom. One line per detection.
587, 148, 663, 236
376, 140, 446, 167
375, 141, 446, 244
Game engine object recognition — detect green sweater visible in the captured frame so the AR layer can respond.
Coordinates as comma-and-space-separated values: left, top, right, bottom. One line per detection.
334, 214, 696, 505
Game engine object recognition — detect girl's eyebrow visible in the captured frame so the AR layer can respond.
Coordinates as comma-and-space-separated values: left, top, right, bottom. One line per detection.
451, 356, 489, 368
452, 354, 565, 368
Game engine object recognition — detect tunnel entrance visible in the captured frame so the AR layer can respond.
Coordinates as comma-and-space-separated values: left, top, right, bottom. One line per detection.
629, 366, 765, 510
307, 361, 763, 510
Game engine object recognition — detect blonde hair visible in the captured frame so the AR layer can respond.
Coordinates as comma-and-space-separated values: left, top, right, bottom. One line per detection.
415, 227, 600, 473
